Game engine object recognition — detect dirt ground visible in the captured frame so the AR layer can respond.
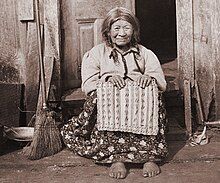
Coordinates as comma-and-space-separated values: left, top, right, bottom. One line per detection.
0, 128, 219, 183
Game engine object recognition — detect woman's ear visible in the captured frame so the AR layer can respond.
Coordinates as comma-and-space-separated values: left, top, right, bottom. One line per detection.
108, 37, 112, 45
107, 33, 112, 42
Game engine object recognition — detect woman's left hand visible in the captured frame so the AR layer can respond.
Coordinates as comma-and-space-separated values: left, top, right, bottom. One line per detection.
136, 75, 152, 89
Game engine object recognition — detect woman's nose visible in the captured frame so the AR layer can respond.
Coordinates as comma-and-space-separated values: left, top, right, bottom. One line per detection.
118, 28, 126, 36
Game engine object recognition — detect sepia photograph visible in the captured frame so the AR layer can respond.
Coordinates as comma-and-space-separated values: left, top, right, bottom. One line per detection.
0, 0, 219, 182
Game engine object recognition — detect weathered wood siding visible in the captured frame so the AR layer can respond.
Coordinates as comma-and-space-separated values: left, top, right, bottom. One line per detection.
176, 0, 194, 134
0, 0, 41, 123
0, 0, 61, 124
44, 0, 61, 101
212, 0, 220, 119
0, 0, 25, 83
194, 0, 215, 120
176, 0, 194, 88
20, 0, 40, 123
0, 0, 28, 126
177, 0, 220, 121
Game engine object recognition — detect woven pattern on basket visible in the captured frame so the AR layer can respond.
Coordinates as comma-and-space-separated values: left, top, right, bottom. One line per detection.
96, 79, 159, 135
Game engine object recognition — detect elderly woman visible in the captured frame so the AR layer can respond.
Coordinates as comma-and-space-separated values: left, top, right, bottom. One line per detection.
61, 7, 168, 179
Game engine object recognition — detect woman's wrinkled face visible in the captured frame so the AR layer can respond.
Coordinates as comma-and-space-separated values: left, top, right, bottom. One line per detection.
109, 19, 133, 48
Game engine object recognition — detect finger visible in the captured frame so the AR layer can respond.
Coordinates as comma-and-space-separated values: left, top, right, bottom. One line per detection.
146, 77, 152, 86
113, 78, 121, 89
121, 78, 126, 86
112, 78, 118, 86
119, 77, 126, 87
136, 76, 141, 86
115, 78, 123, 88
148, 172, 153, 177
142, 78, 148, 89
117, 77, 125, 88
120, 173, 125, 179
116, 82, 121, 89
113, 172, 116, 178
140, 77, 145, 88
116, 172, 121, 179
152, 171, 156, 177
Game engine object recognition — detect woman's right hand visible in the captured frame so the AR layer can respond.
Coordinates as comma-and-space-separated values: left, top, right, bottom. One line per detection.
108, 75, 126, 89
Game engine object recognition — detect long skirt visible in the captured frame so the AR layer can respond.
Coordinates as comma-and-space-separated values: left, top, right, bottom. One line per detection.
61, 91, 168, 164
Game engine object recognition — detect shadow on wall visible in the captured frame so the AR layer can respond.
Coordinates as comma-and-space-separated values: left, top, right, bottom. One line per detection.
0, 62, 20, 83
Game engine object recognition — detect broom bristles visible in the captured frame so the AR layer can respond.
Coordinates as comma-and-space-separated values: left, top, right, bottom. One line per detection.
27, 109, 62, 160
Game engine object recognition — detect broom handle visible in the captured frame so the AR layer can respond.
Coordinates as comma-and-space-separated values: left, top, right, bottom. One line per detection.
195, 80, 205, 123
35, 0, 47, 109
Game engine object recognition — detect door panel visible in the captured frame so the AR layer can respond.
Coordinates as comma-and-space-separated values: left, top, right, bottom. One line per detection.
78, 18, 97, 63
61, 0, 134, 90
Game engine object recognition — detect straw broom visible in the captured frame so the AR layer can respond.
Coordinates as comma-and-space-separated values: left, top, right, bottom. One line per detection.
27, 0, 62, 160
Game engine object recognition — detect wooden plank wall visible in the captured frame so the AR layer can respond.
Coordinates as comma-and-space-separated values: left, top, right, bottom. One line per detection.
194, 0, 215, 121
24, 21, 40, 122
18, 0, 34, 21
176, 0, 194, 89
0, 0, 24, 84
21, 0, 41, 123
0, 0, 61, 124
176, 0, 194, 134
212, 0, 220, 119
177, 0, 220, 122
193, 0, 220, 121
24, 0, 61, 121
0, 84, 23, 127
44, 0, 61, 101
0, 0, 27, 126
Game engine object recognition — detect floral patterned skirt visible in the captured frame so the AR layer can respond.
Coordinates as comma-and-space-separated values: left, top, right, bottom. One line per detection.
61, 91, 168, 164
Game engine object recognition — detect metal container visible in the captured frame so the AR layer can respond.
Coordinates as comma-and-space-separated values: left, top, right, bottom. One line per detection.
4, 127, 34, 141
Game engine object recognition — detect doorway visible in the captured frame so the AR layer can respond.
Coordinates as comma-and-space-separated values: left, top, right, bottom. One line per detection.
135, 0, 177, 63
136, 0, 178, 91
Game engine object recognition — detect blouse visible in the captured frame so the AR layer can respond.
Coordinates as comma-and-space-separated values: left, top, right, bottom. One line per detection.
81, 43, 166, 95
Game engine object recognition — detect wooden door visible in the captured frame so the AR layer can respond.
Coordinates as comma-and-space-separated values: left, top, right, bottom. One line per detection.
193, 0, 216, 120
60, 0, 135, 91
176, 0, 220, 123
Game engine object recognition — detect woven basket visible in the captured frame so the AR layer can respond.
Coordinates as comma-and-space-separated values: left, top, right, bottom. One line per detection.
97, 80, 159, 135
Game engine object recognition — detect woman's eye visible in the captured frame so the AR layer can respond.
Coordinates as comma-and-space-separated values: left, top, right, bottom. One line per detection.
124, 27, 131, 30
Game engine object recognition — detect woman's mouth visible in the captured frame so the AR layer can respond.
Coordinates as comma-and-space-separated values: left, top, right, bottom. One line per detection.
116, 38, 128, 42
